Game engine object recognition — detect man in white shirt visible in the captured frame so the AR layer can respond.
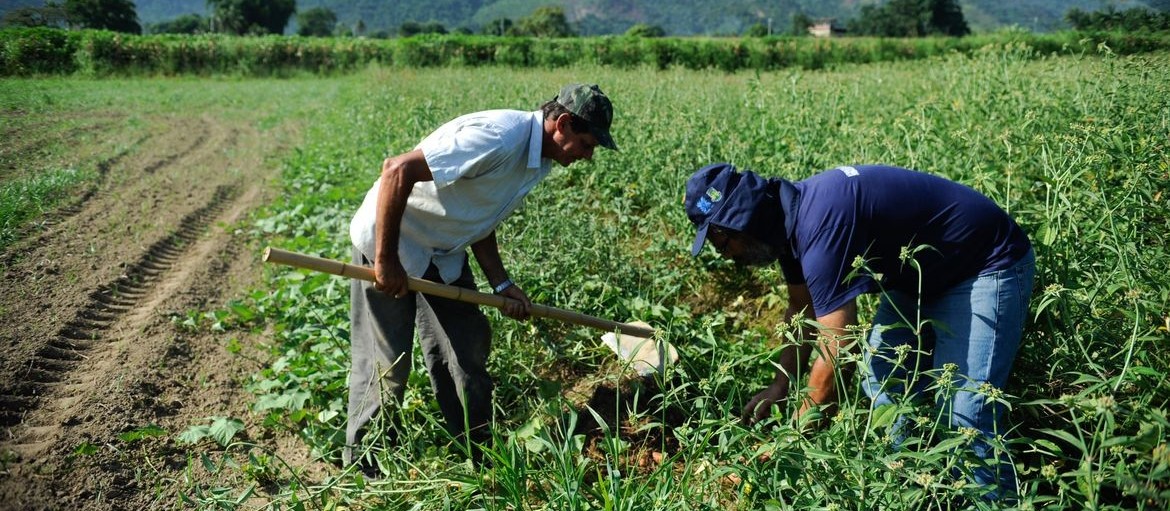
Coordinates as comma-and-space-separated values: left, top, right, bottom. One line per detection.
346, 84, 617, 470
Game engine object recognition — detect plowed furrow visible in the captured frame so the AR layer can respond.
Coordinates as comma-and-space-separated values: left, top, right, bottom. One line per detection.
143, 129, 208, 174
0, 136, 143, 268
0, 185, 237, 433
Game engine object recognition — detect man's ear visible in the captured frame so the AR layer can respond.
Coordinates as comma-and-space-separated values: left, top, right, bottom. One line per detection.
554, 112, 573, 133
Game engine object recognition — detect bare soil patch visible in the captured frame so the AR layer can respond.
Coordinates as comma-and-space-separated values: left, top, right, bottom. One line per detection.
0, 106, 328, 509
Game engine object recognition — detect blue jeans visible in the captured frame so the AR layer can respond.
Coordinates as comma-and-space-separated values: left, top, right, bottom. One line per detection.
863, 249, 1035, 498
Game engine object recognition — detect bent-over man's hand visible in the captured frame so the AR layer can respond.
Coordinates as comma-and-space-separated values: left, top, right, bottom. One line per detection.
497, 285, 532, 320
741, 382, 789, 425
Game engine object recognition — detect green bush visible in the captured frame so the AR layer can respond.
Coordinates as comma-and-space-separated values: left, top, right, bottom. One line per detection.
0, 27, 79, 75
2, 29, 1170, 77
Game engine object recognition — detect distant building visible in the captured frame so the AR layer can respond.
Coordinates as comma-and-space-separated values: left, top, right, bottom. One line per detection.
809, 19, 846, 38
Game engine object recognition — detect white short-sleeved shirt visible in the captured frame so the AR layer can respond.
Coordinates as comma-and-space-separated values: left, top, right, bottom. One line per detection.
350, 110, 552, 283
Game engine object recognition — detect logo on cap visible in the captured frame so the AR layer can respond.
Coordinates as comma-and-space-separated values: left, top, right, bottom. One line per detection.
697, 187, 722, 214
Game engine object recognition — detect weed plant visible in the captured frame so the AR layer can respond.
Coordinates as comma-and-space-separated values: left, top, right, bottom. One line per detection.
212, 46, 1170, 510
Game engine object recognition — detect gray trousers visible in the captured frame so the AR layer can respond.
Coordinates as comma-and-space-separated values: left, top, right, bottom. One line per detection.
344, 246, 493, 465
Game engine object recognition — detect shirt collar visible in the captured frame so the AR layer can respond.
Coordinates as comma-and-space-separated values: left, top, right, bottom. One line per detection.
528, 111, 546, 170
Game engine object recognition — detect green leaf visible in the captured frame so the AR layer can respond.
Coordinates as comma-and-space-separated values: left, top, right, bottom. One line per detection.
524, 437, 547, 453
1038, 428, 1087, 452
803, 448, 837, 461
201, 452, 217, 474
1131, 423, 1162, 452
229, 302, 256, 322
317, 409, 339, 423
253, 392, 290, 412
209, 417, 245, 447
870, 403, 900, 429
178, 425, 211, 445
1028, 439, 1064, 456
233, 485, 256, 505
73, 442, 98, 456
118, 424, 167, 443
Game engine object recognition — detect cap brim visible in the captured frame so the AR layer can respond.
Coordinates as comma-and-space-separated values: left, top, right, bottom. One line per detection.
690, 222, 709, 256
595, 129, 618, 151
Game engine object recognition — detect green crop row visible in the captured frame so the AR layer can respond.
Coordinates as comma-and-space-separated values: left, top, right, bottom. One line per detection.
213, 46, 1170, 509
3, 26, 1170, 77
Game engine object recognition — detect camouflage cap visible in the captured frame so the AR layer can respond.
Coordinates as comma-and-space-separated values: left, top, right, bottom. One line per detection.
555, 83, 617, 151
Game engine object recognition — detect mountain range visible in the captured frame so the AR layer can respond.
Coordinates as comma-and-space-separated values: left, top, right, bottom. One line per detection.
3, 0, 1162, 35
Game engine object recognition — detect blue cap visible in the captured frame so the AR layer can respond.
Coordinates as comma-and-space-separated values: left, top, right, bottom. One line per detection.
684, 163, 772, 256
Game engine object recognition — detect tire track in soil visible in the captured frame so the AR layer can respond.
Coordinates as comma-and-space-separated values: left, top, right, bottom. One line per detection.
0, 117, 218, 431
0, 111, 299, 510
0, 137, 143, 269
0, 115, 122, 182
0, 186, 236, 446
0, 116, 215, 370
2, 117, 212, 268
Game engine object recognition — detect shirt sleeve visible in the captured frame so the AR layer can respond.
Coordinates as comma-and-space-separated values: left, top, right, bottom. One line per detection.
800, 224, 876, 317
418, 122, 508, 188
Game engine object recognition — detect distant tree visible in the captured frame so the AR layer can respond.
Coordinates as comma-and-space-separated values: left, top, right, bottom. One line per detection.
851, 0, 968, 37
399, 20, 446, 37
513, 6, 574, 37
207, 0, 295, 35
421, 21, 447, 34
871, 0, 930, 36
1066, 6, 1170, 31
1, 4, 67, 28
148, 13, 205, 34
929, 0, 969, 36
452, 26, 473, 35
745, 22, 769, 37
399, 21, 422, 36
625, 23, 665, 37
1148, 0, 1170, 12
64, 0, 141, 34
1065, 8, 1090, 30
296, 6, 336, 37
482, 17, 512, 36
790, 12, 814, 36
571, 12, 628, 36
354, 19, 365, 37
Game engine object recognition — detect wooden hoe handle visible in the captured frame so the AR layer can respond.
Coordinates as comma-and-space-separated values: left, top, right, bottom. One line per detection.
262, 247, 655, 338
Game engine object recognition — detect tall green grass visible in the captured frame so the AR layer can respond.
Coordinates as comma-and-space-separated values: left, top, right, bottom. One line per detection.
0, 167, 93, 251
193, 46, 1170, 510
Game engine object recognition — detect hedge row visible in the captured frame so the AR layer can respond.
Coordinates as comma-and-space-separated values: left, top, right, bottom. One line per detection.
3, 27, 1168, 77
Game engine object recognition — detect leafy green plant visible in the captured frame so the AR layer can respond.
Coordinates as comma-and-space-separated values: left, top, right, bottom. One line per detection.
119, 424, 168, 443
179, 417, 246, 447
185, 45, 1170, 509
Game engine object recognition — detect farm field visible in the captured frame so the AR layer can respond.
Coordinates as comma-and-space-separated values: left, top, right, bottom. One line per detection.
1, 45, 1168, 510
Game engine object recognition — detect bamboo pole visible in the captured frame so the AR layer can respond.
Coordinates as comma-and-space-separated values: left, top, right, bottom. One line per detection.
262, 247, 655, 338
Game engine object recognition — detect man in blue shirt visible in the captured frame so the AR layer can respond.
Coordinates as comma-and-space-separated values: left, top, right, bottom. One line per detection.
685, 163, 1034, 498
